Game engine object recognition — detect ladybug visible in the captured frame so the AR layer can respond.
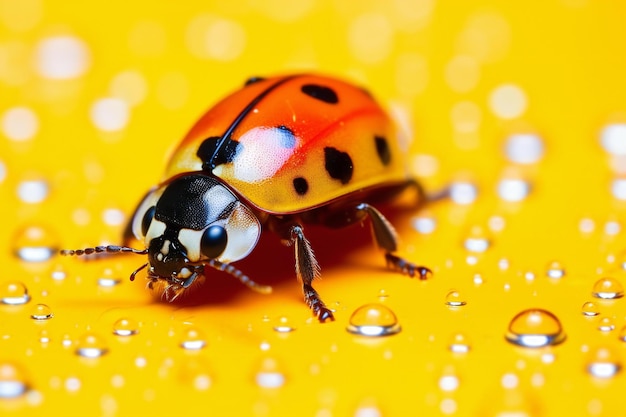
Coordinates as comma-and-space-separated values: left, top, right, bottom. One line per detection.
62, 74, 431, 322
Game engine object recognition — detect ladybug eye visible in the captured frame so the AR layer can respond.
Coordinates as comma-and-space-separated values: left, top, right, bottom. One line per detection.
201, 225, 228, 259
141, 206, 156, 236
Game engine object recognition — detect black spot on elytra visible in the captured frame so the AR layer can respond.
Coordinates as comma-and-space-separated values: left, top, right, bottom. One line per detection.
244, 76, 265, 86
196, 136, 241, 170
292, 177, 309, 195
374, 135, 391, 166
301, 84, 339, 104
324, 147, 353, 184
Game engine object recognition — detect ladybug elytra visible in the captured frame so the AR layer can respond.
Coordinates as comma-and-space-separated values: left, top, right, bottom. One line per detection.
62, 74, 431, 322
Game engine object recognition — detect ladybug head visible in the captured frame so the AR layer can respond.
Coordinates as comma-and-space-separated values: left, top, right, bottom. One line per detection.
61, 174, 262, 294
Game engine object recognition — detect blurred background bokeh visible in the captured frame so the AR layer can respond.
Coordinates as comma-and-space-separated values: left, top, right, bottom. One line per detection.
2, 1, 626, 416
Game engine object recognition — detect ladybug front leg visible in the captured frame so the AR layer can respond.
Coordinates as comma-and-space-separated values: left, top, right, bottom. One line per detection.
355, 203, 432, 280
290, 225, 334, 322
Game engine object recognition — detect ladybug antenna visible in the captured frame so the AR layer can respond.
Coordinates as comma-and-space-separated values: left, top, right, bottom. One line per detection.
60, 245, 148, 257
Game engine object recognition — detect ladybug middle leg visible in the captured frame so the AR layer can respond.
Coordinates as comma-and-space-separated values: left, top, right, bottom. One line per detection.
289, 225, 335, 322
355, 203, 432, 280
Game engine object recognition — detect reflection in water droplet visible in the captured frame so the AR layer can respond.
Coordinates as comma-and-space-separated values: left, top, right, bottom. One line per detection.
51, 266, 67, 281
597, 317, 615, 332
546, 261, 566, 278
346, 303, 401, 337
581, 301, 600, 316
505, 308, 566, 348
30, 303, 53, 320
0, 281, 31, 305
98, 269, 122, 287
592, 277, 624, 299
272, 317, 296, 333
113, 318, 139, 336
39, 330, 50, 344
179, 327, 207, 350
448, 333, 471, 353
75, 333, 109, 358
445, 290, 466, 307
255, 358, 285, 388
463, 226, 491, 252
0, 362, 29, 398
13, 224, 58, 261
587, 347, 621, 378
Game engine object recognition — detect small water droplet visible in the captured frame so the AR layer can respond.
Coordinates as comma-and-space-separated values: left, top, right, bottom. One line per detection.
30, 303, 53, 320
0, 362, 29, 398
179, 326, 207, 350
597, 317, 615, 332
545, 261, 566, 279
504, 132, 545, 164
39, 330, 50, 344
272, 317, 296, 333
112, 318, 139, 336
448, 333, 471, 353
98, 268, 122, 287
450, 181, 478, 205
346, 303, 401, 337
497, 177, 531, 202
618, 325, 626, 342
581, 301, 600, 316
0, 281, 31, 305
17, 179, 50, 203
463, 226, 491, 252
438, 374, 460, 392
592, 277, 624, 299
445, 290, 466, 307
411, 214, 437, 234
13, 224, 58, 262
255, 358, 286, 388
75, 333, 109, 358
50, 266, 67, 281
505, 308, 566, 348
586, 347, 621, 378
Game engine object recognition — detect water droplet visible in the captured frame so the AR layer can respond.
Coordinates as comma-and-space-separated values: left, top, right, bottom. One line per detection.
504, 133, 545, 164
463, 226, 491, 252
445, 290, 466, 307
112, 318, 139, 336
30, 303, 53, 320
13, 224, 58, 262
448, 333, 471, 353
412, 214, 437, 234
0, 281, 30, 305
0, 362, 29, 398
497, 178, 531, 202
38, 330, 50, 344
586, 347, 621, 378
592, 277, 624, 299
97, 269, 122, 287
346, 303, 401, 337
272, 317, 296, 333
255, 357, 286, 388
581, 301, 600, 316
179, 326, 207, 350
601, 123, 626, 155
597, 317, 615, 332
545, 261, 566, 279
505, 308, 566, 348
618, 326, 626, 342
75, 333, 109, 358
50, 266, 67, 281
438, 374, 460, 392
17, 179, 49, 204
450, 181, 478, 205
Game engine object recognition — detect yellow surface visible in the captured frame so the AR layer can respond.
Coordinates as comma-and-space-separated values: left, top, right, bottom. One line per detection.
1, 1, 626, 416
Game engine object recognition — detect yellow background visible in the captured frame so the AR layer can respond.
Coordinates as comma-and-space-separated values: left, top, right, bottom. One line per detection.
2, 0, 626, 416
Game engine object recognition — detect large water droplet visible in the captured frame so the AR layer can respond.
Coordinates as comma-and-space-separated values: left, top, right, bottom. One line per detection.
0, 362, 29, 398
75, 333, 109, 358
586, 347, 621, 378
112, 318, 139, 336
255, 358, 286, 388
445, 290, 466, 307
505, 308, 566, 348
0, 281, 31, 305
581, 301, 600, 316
592, 277, 624, 299
13, 224, 58, 262
179, 326, 207, 350
30, 303, 53, 320
346, 303, 401, 337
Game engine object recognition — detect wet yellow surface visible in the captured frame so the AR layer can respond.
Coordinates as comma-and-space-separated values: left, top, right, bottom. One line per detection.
2, 1, 626, 416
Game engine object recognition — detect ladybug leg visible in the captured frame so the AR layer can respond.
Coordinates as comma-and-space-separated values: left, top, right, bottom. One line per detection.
290, 225, 334, 322
355, 203, 432, 280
